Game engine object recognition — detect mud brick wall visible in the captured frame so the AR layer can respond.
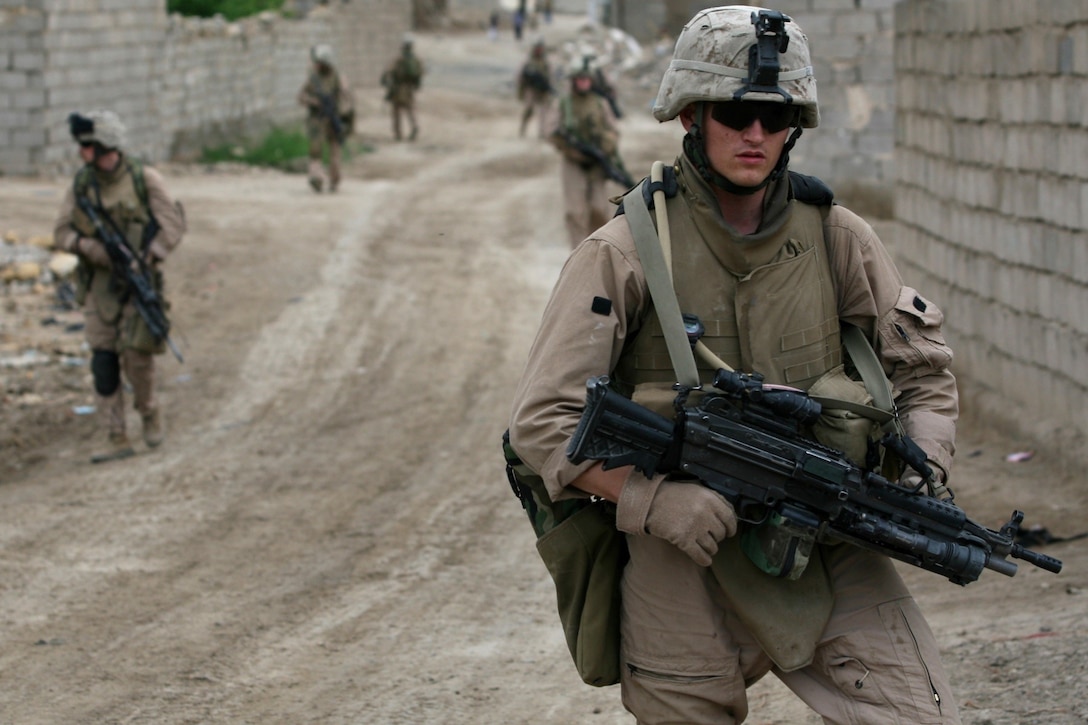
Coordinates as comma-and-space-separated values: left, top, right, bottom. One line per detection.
895, 0, 1088, 464
0, 0, 409, 175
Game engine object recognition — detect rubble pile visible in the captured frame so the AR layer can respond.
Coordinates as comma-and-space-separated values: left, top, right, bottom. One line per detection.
1, 230, 94, 471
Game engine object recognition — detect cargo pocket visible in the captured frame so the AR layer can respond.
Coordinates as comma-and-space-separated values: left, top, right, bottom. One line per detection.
878, 287, 953, 377
816, 599, 947, 724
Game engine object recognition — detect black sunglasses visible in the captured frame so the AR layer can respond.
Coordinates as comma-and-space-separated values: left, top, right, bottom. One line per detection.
710, 102, 798, 133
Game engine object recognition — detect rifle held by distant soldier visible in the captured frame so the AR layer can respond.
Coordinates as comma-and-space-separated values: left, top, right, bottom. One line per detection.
567, 372, 1063, 586
554, 128, 635, 188
316, 90, 346, 144
74, 195, 184, 363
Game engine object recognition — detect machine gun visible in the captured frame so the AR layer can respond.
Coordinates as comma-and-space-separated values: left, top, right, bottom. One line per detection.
567, 373, 1063, 586
73, 195, 184, 363
553, 128, 635, 188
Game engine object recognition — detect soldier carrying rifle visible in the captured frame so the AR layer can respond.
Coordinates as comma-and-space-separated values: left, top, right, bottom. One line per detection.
298, 44, 355, 193
546, 54, 628, 248
54, 110, 187, 464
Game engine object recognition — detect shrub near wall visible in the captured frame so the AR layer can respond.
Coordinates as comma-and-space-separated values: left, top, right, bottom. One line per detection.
894, 0, 1088, 467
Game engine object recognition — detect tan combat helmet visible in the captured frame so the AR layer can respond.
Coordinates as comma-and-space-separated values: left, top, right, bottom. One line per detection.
68, 109, 127, 150
311, 43, 335, 67
652, 5, 818, 128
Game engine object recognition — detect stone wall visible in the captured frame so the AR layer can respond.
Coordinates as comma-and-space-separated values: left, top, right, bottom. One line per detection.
0, 0, 410, 176
895, 0, 1088, 465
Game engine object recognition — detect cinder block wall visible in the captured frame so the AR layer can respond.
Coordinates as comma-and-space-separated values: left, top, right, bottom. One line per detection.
895, 0, 1088, 465
1, 0, 409, 176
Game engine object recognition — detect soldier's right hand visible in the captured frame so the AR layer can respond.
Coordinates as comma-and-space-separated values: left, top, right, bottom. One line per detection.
616, 473, 737, 567
76, 236, 112, 268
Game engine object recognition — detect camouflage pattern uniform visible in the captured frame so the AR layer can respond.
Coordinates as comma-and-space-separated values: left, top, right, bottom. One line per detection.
54, 110, 186, 463
298, 44, 354, 192
510, 7, 962, 723
382, 36, 424, 141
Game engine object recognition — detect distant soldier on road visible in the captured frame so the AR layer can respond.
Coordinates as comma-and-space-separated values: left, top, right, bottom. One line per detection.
546, 56, 625, 248
517, 38, 554, 138
53, 110, 186, 464
298, 44, 355, 193
381, 34, 425, 142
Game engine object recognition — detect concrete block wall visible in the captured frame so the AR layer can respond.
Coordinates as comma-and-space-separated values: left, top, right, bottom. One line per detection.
1, 0, 409, 176
895, 0, 1088, 464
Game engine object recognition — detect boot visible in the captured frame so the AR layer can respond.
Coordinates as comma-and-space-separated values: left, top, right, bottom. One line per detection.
309, 176, 323, 193
91, 433, 136, 464
142, 408, 164, 448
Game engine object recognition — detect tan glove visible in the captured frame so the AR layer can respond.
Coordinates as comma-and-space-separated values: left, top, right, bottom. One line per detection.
900, 460, 952, 500
616, 472, 737, 567
76, 236, 112, 268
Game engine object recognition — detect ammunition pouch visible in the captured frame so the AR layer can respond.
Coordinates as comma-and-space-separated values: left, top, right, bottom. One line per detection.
503, 432, 625, 687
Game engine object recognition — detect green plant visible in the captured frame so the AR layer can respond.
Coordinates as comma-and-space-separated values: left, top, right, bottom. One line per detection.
167, 0, 286, 21
200, 127, 309, 168
200, 126, 373, 170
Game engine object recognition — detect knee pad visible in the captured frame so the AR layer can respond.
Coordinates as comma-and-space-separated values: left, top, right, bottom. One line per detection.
91, 349, 121, 397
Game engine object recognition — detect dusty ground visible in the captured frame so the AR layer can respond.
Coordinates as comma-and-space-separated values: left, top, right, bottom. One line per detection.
1, 18, 1085, 725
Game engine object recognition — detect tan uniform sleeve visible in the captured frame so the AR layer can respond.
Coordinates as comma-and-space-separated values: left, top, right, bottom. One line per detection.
143, 167, 186, 261
508, 215, 649, 500
824, 205, 959, 479
52, 185, 80, 254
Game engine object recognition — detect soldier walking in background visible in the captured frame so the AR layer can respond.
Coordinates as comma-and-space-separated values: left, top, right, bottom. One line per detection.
298, 44, 354, 193
381, 34, 425, 142
516, 38, 554, 138
546, 56, 623, 248
53, 110, 187, 464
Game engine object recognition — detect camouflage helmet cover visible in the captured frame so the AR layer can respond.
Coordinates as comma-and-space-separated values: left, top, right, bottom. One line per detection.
652, 5, 818, 128
311, 43, 335, 66
69, 109, 127, 150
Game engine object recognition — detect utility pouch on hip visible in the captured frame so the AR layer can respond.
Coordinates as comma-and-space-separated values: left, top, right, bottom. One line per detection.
503, 431, 626, 687
740, 514, 815, 580
711, 534, 832, 672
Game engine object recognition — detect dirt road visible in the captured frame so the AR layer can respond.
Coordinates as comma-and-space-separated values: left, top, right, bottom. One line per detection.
1, 20, 1085, 725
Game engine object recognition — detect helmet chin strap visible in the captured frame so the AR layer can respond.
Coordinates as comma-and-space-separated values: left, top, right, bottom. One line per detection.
683, 102, 803, 196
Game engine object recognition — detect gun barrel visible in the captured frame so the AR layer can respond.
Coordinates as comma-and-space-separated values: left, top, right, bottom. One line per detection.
1012, 545, 1063, 574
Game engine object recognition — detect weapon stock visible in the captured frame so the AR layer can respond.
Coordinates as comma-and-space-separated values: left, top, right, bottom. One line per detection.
74, 196, 183, 363
567, 375, 1063, 586
554, 129, 635, 188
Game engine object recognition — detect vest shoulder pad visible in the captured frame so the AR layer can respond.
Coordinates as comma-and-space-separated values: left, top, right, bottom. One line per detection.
616, 163, 677, 216
788, 171, 834, 206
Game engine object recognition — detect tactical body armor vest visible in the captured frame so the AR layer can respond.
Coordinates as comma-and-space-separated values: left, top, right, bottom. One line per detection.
613, 163, 840, 409
71, 160, 154, 321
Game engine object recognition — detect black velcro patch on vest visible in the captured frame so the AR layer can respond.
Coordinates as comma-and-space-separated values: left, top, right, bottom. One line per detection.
913, 296, 927, 312
591, 296, 613, 316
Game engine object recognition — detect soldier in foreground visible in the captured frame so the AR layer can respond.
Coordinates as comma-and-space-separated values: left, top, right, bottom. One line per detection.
381, 34, 424, 142
545, 56, 623, 248
53, 111, 186, 464
509, 6, 962, 723
298, 44, 354, 193
516, 38, 553, 138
